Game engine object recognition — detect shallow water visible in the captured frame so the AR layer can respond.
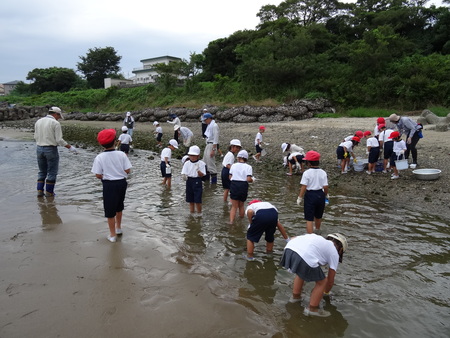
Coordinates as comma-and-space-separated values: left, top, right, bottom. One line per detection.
1, 140, 449, 337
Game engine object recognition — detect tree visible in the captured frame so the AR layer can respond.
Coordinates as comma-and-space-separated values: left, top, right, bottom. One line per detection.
77, 47, 121, 89
26, 67, 82, 94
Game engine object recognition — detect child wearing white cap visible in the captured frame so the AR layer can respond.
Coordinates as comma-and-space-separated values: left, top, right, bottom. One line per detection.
117, 126, 132, 155
123, 112, 135, 137
221, 139, 242, 202
229, 150, 254, 223
160, 139, 178, 188
181, 145, 206, 215
153, 121, 163, 148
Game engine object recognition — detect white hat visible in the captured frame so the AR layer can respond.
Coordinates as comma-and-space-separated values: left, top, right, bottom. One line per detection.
388, 113, 400, 122
281, 143, 288, 152
49, 106, 63, 119
126, 112, 131, 116
230, 139, 242, 147
169, 139, 179, 149
153, 121, 159, 126
181, 155, 189, 165
187, 145, 201, 156
174, 125, 180, 131
121, 126, 128, 132
237, 150, 248, 159
327, 233, 348, 252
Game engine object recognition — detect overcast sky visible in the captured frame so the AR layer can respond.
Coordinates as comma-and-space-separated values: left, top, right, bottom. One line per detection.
1, 0, 444, 85
0, 0, 285, 84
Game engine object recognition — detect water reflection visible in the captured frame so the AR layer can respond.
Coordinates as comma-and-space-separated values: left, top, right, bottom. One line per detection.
37, 196, 62, 230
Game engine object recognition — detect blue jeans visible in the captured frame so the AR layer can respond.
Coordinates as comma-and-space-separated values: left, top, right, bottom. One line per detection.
37, 146, 59, 182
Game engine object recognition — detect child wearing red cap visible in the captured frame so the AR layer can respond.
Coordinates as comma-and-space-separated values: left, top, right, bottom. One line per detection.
92, 129, 132, 243
245, 200, 290, 261
374, 117, 386, 137
297, 151, 329, 234
336, 137, 360, 174
389, 131, 407, 180
253, 126, 266, 162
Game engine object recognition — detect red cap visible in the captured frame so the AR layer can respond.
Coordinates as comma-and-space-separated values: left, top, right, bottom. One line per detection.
377, 117, 385, 124
248, 199, 262, 205
97, 129, 116, 145
304, 150, 321, 161
363, 130, 372, 137
389, 131, 400, 139
355, 131, 363, 138
352, 136, 361, 142
259, 126, 266, 131
378, 124, 386, 130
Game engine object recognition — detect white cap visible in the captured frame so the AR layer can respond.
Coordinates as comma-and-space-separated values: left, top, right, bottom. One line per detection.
281, 143, 288, 152
327, 233, 348, 252
174, 125, 180, 131
237, 150, 248, 159
230, 139, 242, 147
121, 126, 128, 132
153, 121, 159, 126
126, 112, 131, 116
181, 155, 189, 165
169, 139, 179, 149
49, 106, 63, 119
187, 145, 201, 156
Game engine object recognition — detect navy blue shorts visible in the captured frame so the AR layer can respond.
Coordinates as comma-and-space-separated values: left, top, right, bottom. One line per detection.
368, 147, 380, 163
230, 181, 249, 202
186, 177, 202, 203
221, 166, 230, 189
255, 144, 262, 154
102, 179, 127, 218
336, 146, 346, 159
289, 154, 304, 164
383, 141, 394, 159
120, 144, 130, 154
247, 208, 278, 243
304, 189, 325, 221
160, 161, 171, 178
156, 133, 162, 142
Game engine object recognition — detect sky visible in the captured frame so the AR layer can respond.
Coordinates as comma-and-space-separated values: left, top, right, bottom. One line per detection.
0, 0, 284, 84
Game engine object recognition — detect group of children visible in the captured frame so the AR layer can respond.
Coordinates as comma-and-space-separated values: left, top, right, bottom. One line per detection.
337, 117, 408, 180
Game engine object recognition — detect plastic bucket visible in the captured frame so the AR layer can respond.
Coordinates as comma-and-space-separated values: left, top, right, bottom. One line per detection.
353, 162, 365, 172
395, 159, 408, 170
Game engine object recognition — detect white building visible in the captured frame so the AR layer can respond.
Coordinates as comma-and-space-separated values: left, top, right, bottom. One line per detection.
131, 56, 182, 84
104, 78, 134, 89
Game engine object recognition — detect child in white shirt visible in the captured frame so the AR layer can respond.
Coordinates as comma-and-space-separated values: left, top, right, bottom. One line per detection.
181, 145, 206, 215
160, 139, 178, 188
389, 131, 407, 180
229, 150, 253, 223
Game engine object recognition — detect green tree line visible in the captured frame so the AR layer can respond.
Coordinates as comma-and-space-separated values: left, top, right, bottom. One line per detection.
6, 0, 450, 111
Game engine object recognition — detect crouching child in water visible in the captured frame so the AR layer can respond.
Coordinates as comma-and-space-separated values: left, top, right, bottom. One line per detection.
91, 129, 132, 243
181, 145, 206, 215
245, 199, 290, 261
280, 233, 348, 317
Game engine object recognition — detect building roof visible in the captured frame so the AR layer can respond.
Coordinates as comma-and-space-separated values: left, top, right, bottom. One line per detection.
3, 80, 21, 85
140, 55, 182, 63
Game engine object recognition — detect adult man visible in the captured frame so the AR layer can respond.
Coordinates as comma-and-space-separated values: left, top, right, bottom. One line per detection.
174, 125, 193, 147
34, 106, 77, 197
388, 113, 422, 168
280, 233, 348, 317
202, 112, 219, 184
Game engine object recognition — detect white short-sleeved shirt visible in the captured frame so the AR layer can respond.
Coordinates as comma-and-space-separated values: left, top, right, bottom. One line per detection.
378, 129, 393, 143
300, 168, 328, 190
181, 159, 206, 178
222, 151, 235, 168
245, 201, 277, 216
339, 140, 354, 152
180, 127, 193, 140
393, 140, 407, 155
288, 152, 303, 160
160, 147, 172, 162
118, 133, 132, 145
229, 162, 252, 181
366, 136, 379, 148
284, 234, 339, 271
91, 150, 132, 181
155, 126, 162, 134
254, 132, 263, 146
343, 135, 353, 142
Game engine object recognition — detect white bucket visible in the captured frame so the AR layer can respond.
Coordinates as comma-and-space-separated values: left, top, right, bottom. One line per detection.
395, 159, 408, 170
353, 162, 365, 172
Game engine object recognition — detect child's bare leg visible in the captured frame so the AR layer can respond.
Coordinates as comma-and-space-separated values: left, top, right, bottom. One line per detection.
306, 221, 314, 234
309, 279, 327, 308
107, 217, 116, 237
230, 199, 239, 223
189, 203, 195, 213
115, 211, 122, 231
223, 189, 229, 202
292, 275, 304, 300
238, 201, 245, 218
314, 217, 322, 230
196, 203, 202, 213
266, 241, 274, 253
246, 239, 255, 258
167, 177, 171, 188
